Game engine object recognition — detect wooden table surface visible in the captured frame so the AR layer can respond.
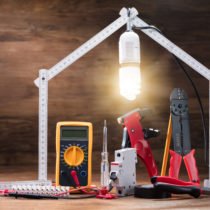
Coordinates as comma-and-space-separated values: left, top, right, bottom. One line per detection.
0, 166, 209, 210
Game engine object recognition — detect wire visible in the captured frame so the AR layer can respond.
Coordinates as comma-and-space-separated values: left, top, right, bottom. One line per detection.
172, 55, 208, 163
56, 185, 99, 197
134, 25, 208, 164
134, 26, 162, 33
62, 194, 96, 199
3, 186, 99, 200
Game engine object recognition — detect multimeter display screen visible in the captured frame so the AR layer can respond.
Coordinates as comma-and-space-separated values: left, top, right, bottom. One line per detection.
62, 129, 87, 138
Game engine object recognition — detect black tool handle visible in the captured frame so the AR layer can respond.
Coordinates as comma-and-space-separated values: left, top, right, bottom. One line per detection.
8, 193, 58, 199
154, 183, 201, 198
143, 128, 160, 140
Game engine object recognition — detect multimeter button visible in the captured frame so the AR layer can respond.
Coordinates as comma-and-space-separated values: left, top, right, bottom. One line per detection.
80, 171, 87, 177
61, 170, 67, 176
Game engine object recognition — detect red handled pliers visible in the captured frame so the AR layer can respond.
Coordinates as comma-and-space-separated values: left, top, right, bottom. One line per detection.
153, 88, 200, 189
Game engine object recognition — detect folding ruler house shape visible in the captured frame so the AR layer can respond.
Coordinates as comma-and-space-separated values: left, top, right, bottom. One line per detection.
1, 7, 209, 189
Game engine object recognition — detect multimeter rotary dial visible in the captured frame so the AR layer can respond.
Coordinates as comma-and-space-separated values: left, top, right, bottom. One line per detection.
64, 146, 85, 167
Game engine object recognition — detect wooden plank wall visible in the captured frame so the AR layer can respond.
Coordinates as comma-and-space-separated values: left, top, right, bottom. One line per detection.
0, 0, 209, 173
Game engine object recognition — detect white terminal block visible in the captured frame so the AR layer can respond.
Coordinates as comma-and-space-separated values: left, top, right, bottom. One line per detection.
10, 185, 70, 197
0, 180, 52, 190
204, 179, 210, 188
110, 148, 137, 196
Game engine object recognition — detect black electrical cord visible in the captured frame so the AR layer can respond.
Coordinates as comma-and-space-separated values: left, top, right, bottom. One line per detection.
134, 26, 162, 33
134, 25, 208, 164
7, 192, 97, 199
172, 55, 208, 164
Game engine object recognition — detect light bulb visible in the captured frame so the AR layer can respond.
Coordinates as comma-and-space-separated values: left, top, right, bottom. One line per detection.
119, 31, 141, 100
119, 66, 141, 100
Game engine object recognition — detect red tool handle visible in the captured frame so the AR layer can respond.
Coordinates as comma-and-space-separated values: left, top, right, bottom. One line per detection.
124, 112, 158, 177
71, 170, 80, 187
183, 149, 200, 184
169, 150, 182, 179
151, 176, 200, 186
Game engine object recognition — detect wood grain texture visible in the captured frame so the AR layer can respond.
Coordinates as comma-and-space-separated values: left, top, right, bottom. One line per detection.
0, 167, 209, 210
0, 0, 209, 171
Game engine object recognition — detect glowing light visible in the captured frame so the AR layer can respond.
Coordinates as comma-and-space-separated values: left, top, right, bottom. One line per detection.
119, 66, 141, 100
119, 31, 141, 101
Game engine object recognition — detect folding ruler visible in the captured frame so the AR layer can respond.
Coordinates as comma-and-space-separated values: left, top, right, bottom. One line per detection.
1, 7, 209, 190
0, 70, 51, 190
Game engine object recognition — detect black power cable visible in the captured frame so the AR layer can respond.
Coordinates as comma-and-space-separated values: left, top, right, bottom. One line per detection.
172, 55, 208, 164
134, 25, 208, 164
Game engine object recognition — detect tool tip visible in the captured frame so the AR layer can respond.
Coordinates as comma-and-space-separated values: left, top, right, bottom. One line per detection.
104, 120, 107, 126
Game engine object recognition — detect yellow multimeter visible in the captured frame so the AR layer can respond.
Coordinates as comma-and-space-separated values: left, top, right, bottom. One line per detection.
55, 122, 93, 187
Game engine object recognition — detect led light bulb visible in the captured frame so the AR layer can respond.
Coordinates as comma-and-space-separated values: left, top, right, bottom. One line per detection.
119, 31, 141, 100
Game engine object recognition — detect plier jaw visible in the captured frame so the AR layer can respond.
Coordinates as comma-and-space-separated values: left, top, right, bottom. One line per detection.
170, 88, 191, 156
121, 127, 160, 149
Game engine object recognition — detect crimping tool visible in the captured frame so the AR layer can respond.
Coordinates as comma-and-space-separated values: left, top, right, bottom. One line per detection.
152, 88, 200, 196
169, 88, 199, 183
